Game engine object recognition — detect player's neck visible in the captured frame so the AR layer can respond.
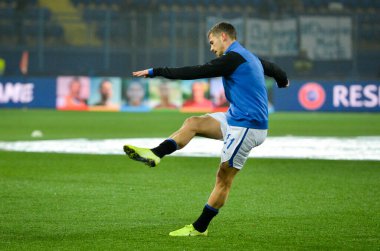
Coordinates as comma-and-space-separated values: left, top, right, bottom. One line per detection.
223, 39, 236, 52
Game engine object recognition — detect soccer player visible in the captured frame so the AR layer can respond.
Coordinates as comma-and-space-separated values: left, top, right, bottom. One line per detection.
124, 22, 289, 236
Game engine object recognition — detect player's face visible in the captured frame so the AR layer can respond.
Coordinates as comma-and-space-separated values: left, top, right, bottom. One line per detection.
159, 83, 170, 98
192, 82, 206, 102
70, 80, 81, 97
100, 81, 113, 99
209, 33, 224, 57
127, 83, 144, 105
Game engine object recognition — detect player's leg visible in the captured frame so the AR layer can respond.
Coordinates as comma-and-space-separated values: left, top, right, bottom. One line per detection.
169, 162, 239, 237
124, 114, 222, 167
169, 127, 267, 236
207, 161, 239, 209
189, 161, 238, 234
168, 162, 238, 237
168, 115, 223, 149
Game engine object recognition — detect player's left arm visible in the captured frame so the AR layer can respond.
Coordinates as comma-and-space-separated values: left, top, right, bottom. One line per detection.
259, 57, 289, 88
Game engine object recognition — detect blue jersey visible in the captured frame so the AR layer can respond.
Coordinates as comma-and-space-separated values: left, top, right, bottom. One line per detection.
223, 41, 268, 129
149, 41, 288, 129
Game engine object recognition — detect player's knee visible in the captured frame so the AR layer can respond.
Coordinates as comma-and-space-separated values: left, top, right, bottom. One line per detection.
216, 163, 235, 188
183, 116, 201, 132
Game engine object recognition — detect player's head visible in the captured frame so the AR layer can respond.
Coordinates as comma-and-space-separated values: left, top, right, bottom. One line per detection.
159, 82, 170, 99
208, 22, 237, 40
99, 79, 113, 100
208, 22, 237, 57
192, 82, 208, 103
126, 81, 145, 106
69, 77, 82, 98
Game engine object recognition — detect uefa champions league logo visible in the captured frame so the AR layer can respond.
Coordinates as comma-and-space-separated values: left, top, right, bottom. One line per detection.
298, 82, 326, 110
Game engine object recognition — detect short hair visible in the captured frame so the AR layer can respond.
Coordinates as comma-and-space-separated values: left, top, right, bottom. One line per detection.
69, 77, 81, 86
99, 79, 112, 89
207, 22, 237, 40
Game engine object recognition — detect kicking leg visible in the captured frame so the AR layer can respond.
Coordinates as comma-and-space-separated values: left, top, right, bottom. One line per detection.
169, 115, 223, 149
124, 115, 222, 167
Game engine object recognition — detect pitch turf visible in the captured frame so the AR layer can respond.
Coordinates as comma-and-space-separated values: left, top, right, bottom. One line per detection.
0, 109, 380, 250
1, 109, 380, 141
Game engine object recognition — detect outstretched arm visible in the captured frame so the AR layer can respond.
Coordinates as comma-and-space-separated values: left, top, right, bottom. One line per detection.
132, 69, 149, 77
133, 54, 289, 88
259, 58, 289, 88
133, 52, 245, 80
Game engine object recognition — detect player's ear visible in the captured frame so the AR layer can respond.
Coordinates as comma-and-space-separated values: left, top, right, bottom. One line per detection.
221, 32, 228, 41
220, 32, 225, 41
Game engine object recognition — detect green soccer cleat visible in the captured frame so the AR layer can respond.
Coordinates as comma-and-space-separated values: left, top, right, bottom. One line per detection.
169, 224, 208, 237
123, 145, 160, 167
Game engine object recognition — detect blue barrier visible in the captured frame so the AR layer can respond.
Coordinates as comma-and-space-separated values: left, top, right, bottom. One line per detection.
2, 77, 379, 112
274, 81, 380, 112
0, 77, 56, 108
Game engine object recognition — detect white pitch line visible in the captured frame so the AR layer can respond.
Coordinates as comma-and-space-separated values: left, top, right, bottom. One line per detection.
0, 136, 380, 161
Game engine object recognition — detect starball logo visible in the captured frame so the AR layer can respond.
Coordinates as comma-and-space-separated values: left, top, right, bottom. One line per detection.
298, 82, 326, 110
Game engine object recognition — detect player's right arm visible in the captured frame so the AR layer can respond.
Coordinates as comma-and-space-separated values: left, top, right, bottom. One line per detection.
132, 69, 149, 77
133, 54, 289, 88
132, 52, 244, 80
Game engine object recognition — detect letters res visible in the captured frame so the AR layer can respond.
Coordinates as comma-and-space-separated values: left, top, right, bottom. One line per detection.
333, 84, 380, 108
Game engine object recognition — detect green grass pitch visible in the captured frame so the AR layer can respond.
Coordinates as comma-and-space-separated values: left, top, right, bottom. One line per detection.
0, 109, 380, 250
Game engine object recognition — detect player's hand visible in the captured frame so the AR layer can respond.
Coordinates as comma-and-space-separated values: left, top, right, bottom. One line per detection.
278, 80, 290, 88
132, 69, 149, 78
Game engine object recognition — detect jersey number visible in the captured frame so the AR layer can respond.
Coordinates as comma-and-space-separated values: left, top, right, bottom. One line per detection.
224, 134, 235, 149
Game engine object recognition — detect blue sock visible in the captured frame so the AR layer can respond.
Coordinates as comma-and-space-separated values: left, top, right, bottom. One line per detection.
193, 204, 219, 232
151, 138, 178, 158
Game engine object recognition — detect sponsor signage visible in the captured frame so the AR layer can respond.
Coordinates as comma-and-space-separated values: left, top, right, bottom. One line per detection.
0, 77, 227, 112
0, 78, 56, 108
274, 81, 380, 112
2, 77, 378, 113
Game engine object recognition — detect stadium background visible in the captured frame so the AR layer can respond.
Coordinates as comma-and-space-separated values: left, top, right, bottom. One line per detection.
0, 0, 379, 250
0, 0, 380, 78
1, 0, 380, 112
